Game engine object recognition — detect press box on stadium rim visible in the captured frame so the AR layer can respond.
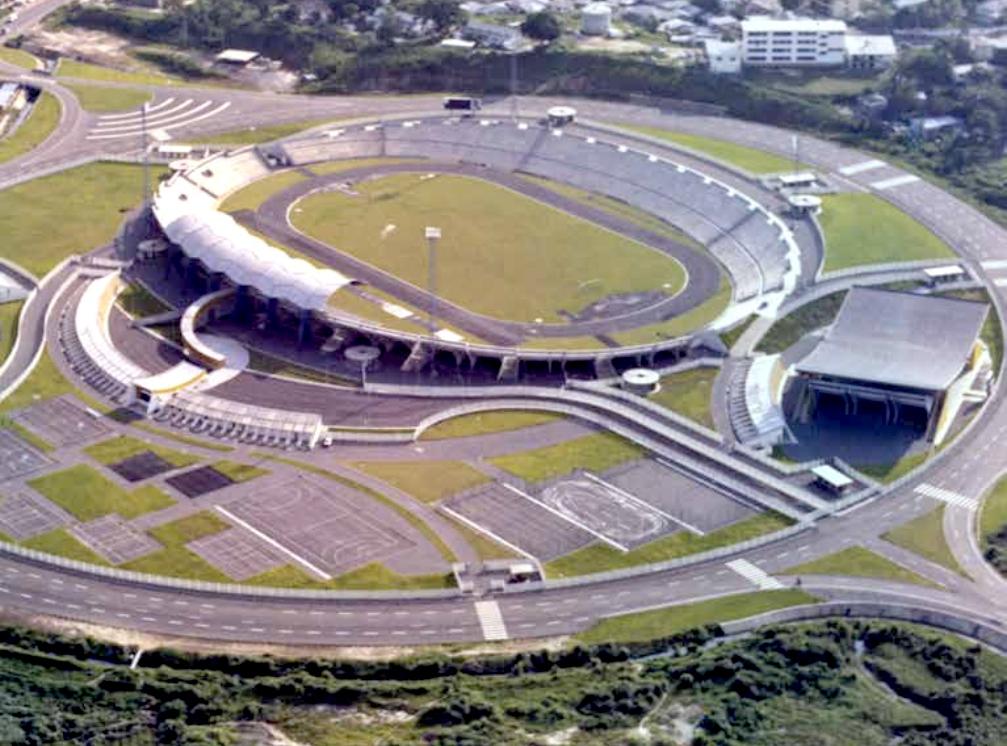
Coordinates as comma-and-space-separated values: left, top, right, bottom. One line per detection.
443, 96, 482, 113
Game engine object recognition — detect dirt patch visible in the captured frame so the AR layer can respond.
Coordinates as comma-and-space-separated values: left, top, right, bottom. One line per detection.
26, 27, 138, 70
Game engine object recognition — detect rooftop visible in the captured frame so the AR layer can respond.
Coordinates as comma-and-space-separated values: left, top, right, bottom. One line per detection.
795, 287, 988, 392
742, 16, 847, 32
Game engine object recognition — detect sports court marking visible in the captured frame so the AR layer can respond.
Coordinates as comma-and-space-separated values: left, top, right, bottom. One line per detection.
214, 506, 331, 580
838, 159, 886, 176
188, 528, 285, 580
10, 396, 108, 448
582, 472, 704, 536
0, 429, 53, 482
914, 483, 977, 511
0, 493, 68, 539
726, 559, 784, 590
474, 600, 508, 641
72, 515, 162, 564
503, 483, 628, 552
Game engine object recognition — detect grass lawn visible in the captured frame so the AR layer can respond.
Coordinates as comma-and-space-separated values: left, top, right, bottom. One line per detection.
980, 475, 1007, 550
0, 419, 53, 452
757, 290, 846, 354
0, 163, 167, 278
576, 589, 817, 644
21, 528, 110, 566
783, 546, 940, 588
258, 455, 457, 563
0, 352, 107, 415
547, 512, 793, 577
63, 84, 152, 113
882, 506, 966, 576
219, 170, 308, 213
245, 562, 454, 590
442, 515, 520, 560
820, 193, 955, 273
121, 511, 232, 580
348, 460, 490, 504
83, 434, 199, 469
211, 460, 269, 483
649, 366, 717, 429
0, 92, 60, 166
609, 277, 732, 346
622, 125, 801, 174
857, 450, 930, 484
291, 172, 686, 324
489, 433, 644, 484
57, 59, 177, 86
308, 157, 425, 176
326, 289, 429, 335
0, 300, 23, 369
189, 118, 337, 145
27, 465, 174, 521
519, 174, 706, 252
720, 315, 756, 350
0, 46, 40, 70
116, 283, 171, 318
421, 410, 562, 440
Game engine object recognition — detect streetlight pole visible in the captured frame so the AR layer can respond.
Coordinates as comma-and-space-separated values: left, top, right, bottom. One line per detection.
425, 226, 441, 334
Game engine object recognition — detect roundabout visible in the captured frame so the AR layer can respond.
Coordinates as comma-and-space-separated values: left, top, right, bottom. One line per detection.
0, 44, 1005, 655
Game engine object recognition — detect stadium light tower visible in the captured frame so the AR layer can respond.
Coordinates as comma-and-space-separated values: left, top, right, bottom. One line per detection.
425, 226, 441, 334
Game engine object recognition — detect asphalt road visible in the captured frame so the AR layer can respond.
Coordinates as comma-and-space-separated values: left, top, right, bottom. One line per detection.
0, 15, 1006, 647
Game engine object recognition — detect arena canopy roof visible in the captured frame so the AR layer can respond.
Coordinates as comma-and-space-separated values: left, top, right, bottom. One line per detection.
794, 287, 988, 392
158, 209, 356, 311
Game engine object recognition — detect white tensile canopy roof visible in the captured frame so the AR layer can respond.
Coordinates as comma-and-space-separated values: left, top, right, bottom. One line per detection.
158, 208, 354, 311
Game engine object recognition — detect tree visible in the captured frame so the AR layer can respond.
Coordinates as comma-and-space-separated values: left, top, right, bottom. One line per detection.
417, 0, 465, 33
521, 11, 561, 42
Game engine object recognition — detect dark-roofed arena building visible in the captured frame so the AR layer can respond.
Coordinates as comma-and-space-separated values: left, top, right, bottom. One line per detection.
790, 287, 991, 446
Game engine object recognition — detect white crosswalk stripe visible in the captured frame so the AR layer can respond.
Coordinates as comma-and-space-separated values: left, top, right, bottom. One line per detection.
86, 99, 231, 141
870, 174, 920, 190
726, 559, 784, 590
982, 260, 1007, 270
839, 159, 886, 175
914, 483, 978, 510
474, 600, 509, 641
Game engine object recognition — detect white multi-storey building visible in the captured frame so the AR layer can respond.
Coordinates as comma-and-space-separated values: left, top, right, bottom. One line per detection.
741, 17, 847, 67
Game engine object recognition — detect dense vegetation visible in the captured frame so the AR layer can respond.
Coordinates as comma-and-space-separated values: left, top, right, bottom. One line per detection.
0, 617, 1003, 744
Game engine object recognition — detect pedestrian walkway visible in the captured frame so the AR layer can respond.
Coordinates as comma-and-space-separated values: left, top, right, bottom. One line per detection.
474, 600, 508, 640
726, 558, 784, 590
914, 483, 978, 511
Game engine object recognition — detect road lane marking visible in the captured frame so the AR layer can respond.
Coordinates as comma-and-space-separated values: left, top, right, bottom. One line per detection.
726, 559, 785, 590
871, 174, 919, 190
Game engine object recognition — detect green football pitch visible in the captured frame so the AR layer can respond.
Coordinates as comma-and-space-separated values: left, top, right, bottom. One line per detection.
291, 172, 688, 324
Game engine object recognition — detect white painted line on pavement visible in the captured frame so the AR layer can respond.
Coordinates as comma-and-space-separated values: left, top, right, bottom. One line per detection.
839, 159, 886, 175
871, 174, 920, 190
214, 505, 332, 580
913, 483, 978, 511
726, 559, 785, 590
474, 600, 509, 641
583, 472, 705, 536
502, 483, 629, 552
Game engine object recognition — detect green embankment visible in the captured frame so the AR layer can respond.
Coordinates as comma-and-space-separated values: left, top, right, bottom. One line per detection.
421, 410, 562, 440
83, 435, 198, 469
648, 366, 717, 429
820, 193, 955, 273
783, 546, 940, 588
547, 512, 794, 578
489, 433, 644, 483
622, 125, 801, 174
577, 589, 818, 644
63, 84, 152, 113
0, 92, 61, 165
882, 505, 967, 577
348, 460, 490, 504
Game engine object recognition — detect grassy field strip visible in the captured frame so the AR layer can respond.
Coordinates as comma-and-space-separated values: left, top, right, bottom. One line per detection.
56, 59, 179, 86
609, 276, 732, 346
0, 163, 167, 278
648, 366, 717, 429
782, 546, 941, 589
219, 170, 308, 213
819, 193, 955, 273
83, 434, 199, 468
0, 352, 108, 415
27, 465, 175, 521
0, 46, 40, 70
620, 125, 802, 174
489, 432, 644, 483
291, 172, 686, 324
0, 301, 24, 370
189, 118, 341, 146
0, 92, 60, 166
979, 475, 1007, 577
546, 512, 793, 577
576, 589, 818, 643
347, 460, 490, 504
881, 505, 967, 577
244, 562, 453, 591
63, 84, 152, 113
420, 410, 562, 441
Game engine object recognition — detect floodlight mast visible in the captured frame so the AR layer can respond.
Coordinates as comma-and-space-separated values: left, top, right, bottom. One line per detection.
425, 226, 441, 335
